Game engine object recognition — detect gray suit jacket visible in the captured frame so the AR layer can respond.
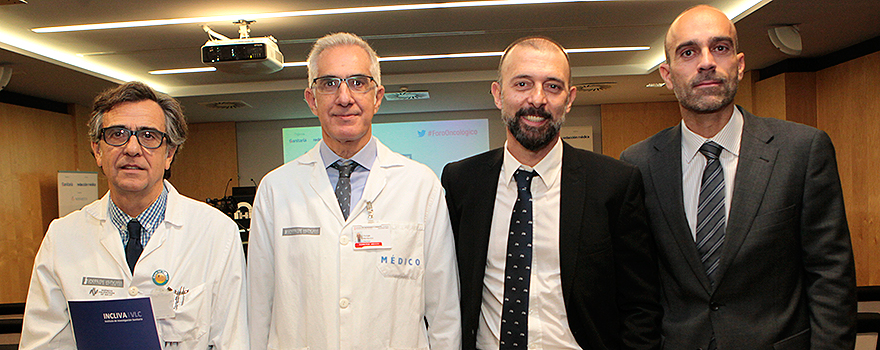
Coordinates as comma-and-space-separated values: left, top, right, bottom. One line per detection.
620, 107, 856, 350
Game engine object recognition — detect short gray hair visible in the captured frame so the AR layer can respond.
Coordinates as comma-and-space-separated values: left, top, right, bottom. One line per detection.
307, 32, 382, 86
88, 81, 187, 150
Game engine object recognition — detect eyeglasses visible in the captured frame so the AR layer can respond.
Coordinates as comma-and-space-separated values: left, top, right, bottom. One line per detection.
311, 75, 376, 94
99, 127, 168, 149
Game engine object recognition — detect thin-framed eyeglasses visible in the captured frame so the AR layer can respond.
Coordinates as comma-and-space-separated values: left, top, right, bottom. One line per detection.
311, 75, 376, 94
99, 126, 168, 149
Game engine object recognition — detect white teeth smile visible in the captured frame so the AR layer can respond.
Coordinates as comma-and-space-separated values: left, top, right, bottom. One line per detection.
523, 115, 545, 122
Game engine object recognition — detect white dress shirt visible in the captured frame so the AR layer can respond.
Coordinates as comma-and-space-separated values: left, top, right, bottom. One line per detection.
681, 107, 743, 240
477, 138, 582, 350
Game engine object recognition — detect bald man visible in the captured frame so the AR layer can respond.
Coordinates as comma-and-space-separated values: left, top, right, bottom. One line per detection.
621, 5, 856, 350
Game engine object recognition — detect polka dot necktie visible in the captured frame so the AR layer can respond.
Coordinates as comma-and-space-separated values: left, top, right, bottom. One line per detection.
125, 219, 142, 274
500, 169, 537, 349
331, 160, 358, 220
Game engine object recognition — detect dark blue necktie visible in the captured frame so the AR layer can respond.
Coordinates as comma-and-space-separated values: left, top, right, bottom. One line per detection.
500, 169, 537, 349
126, 219, 143, 273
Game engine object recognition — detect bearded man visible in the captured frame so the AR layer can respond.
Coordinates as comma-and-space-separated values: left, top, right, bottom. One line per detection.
441, 36, 662, 350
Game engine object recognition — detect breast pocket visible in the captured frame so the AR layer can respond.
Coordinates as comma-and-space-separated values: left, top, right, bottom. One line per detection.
157, 283, 207, 343
376, 223, 425, 280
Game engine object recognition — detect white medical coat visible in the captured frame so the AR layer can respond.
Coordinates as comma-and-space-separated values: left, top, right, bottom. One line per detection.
247, 138, 461, 350
19, 181, 248, 350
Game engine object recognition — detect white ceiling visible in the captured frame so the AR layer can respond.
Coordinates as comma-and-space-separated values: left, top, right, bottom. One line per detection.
1, 0, 879, 123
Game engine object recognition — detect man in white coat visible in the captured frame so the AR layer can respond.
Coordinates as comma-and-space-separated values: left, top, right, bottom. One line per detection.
19, 81, 248, 350
247, 32, 461, 349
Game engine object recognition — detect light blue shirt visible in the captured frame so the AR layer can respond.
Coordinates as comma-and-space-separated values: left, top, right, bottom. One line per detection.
320, 136, 377, 212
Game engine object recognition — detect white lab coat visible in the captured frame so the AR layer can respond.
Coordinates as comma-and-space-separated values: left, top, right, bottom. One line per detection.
19, 181, 248, 350
247, 138, 461, 350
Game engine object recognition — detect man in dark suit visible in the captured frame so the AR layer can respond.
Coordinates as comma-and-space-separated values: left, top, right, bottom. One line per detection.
442, 36, 662, 350
620, 5, 856, 350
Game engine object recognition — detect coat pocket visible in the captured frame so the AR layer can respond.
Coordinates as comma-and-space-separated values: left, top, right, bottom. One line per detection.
157, 283, 207, 343
376, 223, 425, 280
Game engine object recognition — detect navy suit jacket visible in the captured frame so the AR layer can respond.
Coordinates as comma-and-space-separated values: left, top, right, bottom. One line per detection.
620, 107, 857, 350
442, 141, 662, 350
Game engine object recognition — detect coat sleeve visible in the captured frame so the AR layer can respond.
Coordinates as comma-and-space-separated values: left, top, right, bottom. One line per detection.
422, 179, 463, 349
800, 130, 857, 349
19, 223, 77, 350
613, 165, 663, 350
208, 217, 249, 349
247, 182, 276, 350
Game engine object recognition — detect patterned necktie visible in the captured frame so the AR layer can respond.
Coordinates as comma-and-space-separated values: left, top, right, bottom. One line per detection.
126, 219, 143, 274
330, 160, 358, 220
696, 141, 725, 284
500, 169, 537, 349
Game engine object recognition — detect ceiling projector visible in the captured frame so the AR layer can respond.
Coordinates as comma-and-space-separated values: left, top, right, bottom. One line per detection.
201, 37, 284, 74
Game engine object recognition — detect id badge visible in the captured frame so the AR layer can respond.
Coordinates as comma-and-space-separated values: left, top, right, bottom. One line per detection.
352, 224, 392, 250
150, 287, 175, 319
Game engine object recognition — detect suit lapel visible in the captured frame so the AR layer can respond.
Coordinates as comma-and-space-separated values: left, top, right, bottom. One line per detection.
559, 143, 584, 303
714, 108, 777, 284
468, 149, 504, 297
649, 125, 716, 293
306, 152, 346, 224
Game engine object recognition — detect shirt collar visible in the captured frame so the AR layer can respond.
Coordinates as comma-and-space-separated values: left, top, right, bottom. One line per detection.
501, 137, 562, 188
109, 183, 168, 236
681, 106, 743, 163
320, 136, 377, 171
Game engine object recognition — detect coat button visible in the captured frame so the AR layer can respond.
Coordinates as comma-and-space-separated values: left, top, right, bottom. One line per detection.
710, 302, 721, 311
340, 235, 350, 245
339, 298, 350, 309
128, 286, 139, 296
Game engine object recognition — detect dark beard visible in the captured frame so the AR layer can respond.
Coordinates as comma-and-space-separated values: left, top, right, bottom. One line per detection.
675, 72, 738, 113
505, 107, 562, 151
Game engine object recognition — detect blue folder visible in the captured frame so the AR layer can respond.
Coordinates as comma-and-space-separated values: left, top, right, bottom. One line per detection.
68, 297, 162, 350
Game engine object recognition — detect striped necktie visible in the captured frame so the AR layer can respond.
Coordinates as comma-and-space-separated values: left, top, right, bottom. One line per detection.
696, 141, 725, 284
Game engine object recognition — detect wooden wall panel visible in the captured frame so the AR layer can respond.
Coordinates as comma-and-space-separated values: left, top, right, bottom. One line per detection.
754, 73, 787, 120
817, 51, 880, 286
171, 122, 239, 202
600, 101, 681, 158
783, 72, 817, 127
0, 103, 77, 303
69, 104, 107, 195
735, 70, 759, 113
753, 72, 817, 127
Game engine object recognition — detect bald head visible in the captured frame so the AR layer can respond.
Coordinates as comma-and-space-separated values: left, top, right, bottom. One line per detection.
498, 36, 571, 84
664, 5, 739, 62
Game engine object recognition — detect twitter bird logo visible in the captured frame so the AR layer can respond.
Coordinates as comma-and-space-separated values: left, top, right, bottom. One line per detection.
418, 130, 426, 137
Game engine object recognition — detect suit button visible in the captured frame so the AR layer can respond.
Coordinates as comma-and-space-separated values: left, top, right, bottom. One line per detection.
339, 298, 350, 308
128, 286, 139, 296
340, 235, 350, 245
710, 302, 721, 311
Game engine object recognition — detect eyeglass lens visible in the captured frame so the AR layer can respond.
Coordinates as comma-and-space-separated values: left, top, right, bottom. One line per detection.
103, 127, 165, 149
314, 76, 374, 94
